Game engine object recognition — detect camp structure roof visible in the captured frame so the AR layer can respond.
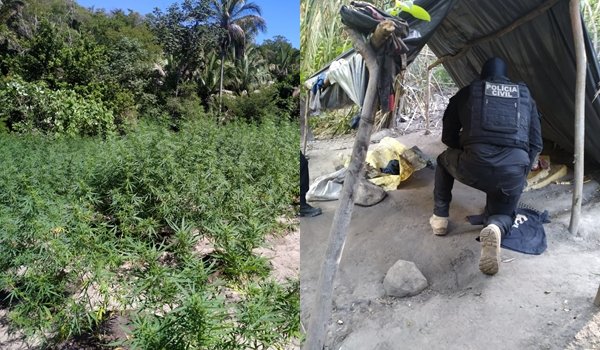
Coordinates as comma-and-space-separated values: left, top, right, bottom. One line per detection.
306, 0, 600, 165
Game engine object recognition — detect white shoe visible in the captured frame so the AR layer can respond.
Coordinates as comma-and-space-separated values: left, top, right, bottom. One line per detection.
429, 214, 449, 236
479, 224, 501, 275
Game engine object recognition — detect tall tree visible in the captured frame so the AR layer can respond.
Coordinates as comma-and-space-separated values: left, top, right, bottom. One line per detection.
260, 35, 299, 82
210, 0, 266, 112
148, 0, 218, 97
229, 44, 269, 94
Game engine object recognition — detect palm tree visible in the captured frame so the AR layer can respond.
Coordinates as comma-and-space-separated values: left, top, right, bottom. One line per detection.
197, 49, 232, 108
210, 0, 266, 113
229, 45, 269, 94
267, 42, 299, 82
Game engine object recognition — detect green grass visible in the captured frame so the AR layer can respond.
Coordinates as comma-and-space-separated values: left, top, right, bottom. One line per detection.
0, 116, 300, 348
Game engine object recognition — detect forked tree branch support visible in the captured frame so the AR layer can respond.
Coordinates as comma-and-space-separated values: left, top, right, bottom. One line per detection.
304, 23, 393, 349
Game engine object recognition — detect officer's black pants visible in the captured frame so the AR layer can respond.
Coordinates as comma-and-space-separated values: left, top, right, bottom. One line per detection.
433, 148, 528, 235
300, 152, 309, 205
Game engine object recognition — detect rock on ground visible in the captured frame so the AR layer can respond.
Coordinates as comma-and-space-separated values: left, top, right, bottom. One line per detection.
383, 260, 428, 297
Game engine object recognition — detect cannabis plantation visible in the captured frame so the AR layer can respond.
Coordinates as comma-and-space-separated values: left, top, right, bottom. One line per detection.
0, 0, 301, 348
0, 117, 300, 348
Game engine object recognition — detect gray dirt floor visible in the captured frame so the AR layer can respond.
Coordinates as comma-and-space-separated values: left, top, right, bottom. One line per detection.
301, 130, 600, 350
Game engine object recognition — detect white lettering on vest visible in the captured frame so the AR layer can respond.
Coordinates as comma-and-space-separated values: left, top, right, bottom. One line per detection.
485, 82, 519, 98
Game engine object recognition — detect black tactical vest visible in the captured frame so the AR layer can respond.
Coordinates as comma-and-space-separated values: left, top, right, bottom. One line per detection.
461, 79, 532, 151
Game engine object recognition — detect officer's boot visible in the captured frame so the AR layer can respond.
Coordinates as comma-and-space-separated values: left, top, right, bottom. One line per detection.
429, 214, 449, 236
299, 203, 322, 217
479, 224, 501, 275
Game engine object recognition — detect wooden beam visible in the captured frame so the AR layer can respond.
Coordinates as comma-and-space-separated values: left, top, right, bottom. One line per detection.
304, 27, 381, 350
425, 67, 432, 135
569, 0, 586, 235
302, 93, 310, 155
392, 72, 406, 129
428, 0, 562, 70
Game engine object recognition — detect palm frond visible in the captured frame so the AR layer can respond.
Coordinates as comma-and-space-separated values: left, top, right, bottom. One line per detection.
229, 23, 245, 42
234, 1, 263, 17
236, 14, 266, 34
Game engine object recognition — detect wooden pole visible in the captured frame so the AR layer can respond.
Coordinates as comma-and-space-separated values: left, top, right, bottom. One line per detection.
425, 67, 432, 135
303, 93, 310, 155
304, 27, 382, 350
394, 72, 407, 129
594, 283, 600, 306
569, 0, 586, 235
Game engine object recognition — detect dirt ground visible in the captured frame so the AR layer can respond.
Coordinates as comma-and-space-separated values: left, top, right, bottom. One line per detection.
300, 128, 600, 349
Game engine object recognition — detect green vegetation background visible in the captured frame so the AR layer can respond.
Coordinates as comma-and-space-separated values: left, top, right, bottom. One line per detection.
0, 0, 301, 348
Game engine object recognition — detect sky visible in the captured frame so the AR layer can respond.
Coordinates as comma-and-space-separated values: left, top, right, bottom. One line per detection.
75, 0, 300, 48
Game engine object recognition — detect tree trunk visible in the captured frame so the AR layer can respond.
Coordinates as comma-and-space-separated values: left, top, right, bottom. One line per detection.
569, 0, 586, 235
219, 50, 225, 115
304, 27, 381, 350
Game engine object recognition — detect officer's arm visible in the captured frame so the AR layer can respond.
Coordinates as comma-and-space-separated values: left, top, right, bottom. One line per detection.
528, 100, 543, 169
441, 89, 466, 149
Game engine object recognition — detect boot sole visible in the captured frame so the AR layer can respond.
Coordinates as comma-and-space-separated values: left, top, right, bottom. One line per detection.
479, 226, 501, 275
432, 228, 448, 236
299, 209, 322, 217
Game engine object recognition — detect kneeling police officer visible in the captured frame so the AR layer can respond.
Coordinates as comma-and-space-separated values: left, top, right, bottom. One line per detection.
429, 57, 543, 275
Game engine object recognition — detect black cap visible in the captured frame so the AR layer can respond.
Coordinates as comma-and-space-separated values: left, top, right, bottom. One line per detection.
480, 57, 508, 80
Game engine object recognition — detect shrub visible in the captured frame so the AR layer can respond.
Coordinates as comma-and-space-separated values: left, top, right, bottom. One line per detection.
165, 94, 206, 127
273, 72, 300, 119
0, 76, 116, 136
222, 87, 278, 123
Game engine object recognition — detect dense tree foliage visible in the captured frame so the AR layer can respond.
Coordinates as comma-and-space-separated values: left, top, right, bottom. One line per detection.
0, 0, 300, 135
148, 0, 219, 98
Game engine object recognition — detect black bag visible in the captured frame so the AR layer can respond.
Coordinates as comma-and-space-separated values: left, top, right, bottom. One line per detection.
340, 1, 408, 38
339, 1, 410, 112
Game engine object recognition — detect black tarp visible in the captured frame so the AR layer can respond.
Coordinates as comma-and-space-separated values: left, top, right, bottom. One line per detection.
307, 0, 600, 164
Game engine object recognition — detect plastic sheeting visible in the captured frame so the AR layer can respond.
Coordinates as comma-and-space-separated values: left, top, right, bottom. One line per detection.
327, 53, 367, 107
307, 137, 430, 201
304, 50, 360, 112
303, 0, 455, 112
305, 0, 600, 164
425, 0, 600, 165
352, 137, 415, 191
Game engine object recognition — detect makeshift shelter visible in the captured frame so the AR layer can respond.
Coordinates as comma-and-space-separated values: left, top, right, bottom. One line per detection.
305, 0, 600, 164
